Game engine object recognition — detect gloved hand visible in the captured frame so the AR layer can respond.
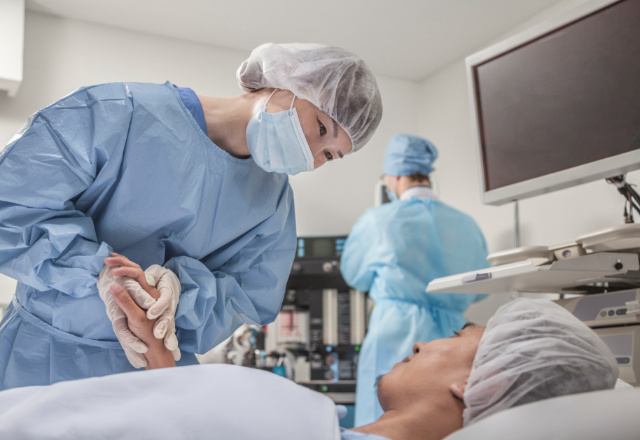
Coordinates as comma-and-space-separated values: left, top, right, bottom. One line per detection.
97, 265, 149, 369
104, 254, 181, 360
143, 264, 182, 361
99, 254, 183, 366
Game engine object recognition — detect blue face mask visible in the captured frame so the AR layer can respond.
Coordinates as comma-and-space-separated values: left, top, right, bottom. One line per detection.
385, 187, 398, 202
246, 91, 315, 175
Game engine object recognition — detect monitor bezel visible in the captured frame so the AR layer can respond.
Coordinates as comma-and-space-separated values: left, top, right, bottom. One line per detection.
466, 0, 639, 206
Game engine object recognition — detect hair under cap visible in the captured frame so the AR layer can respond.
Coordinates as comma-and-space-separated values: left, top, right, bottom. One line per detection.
463, 298, 619, 426
236, 43, 383, 153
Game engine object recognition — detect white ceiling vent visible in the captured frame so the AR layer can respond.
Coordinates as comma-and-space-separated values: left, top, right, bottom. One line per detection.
0, 0, 24, 97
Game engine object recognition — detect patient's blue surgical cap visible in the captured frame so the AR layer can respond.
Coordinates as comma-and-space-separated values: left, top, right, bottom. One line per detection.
382, 134, 438, 176
236, 43, 383, 153
463, 298, 618, 426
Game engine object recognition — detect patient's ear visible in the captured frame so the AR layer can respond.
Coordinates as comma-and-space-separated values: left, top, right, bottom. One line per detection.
450, 381, 467, 402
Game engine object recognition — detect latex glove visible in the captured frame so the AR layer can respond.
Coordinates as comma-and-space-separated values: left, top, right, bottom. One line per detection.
103, 254, 182, 361
97, 265, 149, 369
144, 264, 182, 361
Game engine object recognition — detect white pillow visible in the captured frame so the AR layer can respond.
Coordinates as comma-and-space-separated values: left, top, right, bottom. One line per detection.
445, 388, 640, 440
0, 364, 341, 440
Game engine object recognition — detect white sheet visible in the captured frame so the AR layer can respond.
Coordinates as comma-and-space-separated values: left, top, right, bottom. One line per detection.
0, 364, 341, 440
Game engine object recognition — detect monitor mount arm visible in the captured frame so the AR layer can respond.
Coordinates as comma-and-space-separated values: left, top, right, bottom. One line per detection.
607, 175, 640, 223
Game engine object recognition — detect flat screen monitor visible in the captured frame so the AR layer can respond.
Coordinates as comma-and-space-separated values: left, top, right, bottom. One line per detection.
467, 0, 640, 205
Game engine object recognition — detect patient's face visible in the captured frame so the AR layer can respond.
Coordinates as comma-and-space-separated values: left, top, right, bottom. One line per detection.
377, 324, 485, 411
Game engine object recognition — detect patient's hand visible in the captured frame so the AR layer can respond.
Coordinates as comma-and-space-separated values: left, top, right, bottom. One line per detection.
105, 253, 182, 362
111, 284, 176, 369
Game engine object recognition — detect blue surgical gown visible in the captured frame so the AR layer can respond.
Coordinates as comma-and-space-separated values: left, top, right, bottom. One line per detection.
0, 81, 296, 390
340, 189, 488, 425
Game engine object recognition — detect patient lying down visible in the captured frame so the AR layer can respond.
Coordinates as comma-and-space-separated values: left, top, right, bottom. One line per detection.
110, 285, 619, 440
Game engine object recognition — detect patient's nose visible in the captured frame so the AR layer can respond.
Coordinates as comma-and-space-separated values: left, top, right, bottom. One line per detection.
413, 341, 427, 354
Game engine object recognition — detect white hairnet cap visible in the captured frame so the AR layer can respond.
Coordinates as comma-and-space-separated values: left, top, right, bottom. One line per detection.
463, 298, 619, 426
236, 43, 383, 153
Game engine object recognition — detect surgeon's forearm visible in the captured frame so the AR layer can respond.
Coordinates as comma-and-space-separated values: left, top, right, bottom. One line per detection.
145, 339, 176, 369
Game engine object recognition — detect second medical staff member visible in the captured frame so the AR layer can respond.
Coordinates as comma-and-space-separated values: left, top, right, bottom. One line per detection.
0, 43, 382, 390
341, 134, 488, 425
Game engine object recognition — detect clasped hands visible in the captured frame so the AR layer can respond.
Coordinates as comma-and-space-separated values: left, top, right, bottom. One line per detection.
97, 253, 181, 369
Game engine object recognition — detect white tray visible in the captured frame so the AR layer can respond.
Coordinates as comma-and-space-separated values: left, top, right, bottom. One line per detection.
487, 246, 553, 267
426, 252, 640, 295
577, 224, 640, 253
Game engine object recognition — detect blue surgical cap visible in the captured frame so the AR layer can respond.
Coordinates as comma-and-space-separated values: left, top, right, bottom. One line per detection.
382, 134, 438, 176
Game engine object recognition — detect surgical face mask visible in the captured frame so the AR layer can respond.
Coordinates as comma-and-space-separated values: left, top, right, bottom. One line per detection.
385, 181, 398, 202
246, 91, 315, 175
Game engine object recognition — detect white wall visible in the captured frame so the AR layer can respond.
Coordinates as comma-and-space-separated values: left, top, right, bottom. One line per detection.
418, 0, 640, 323
0, 11, 418, 304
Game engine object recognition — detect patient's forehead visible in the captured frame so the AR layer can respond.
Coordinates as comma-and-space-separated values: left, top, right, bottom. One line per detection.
462, 324, 486, 338
461, 325, 485, 365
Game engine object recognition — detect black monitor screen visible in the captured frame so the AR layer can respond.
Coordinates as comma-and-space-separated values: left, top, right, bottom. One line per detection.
296, 237, 346, 258
473, 0, 640, 192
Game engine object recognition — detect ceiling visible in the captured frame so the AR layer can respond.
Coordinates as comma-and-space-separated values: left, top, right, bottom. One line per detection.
25, 0, 562, 81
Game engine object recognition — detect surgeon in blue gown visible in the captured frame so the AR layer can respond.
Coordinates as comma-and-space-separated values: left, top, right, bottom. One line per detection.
0, 43, 383, 390
340, 134, 489, 426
